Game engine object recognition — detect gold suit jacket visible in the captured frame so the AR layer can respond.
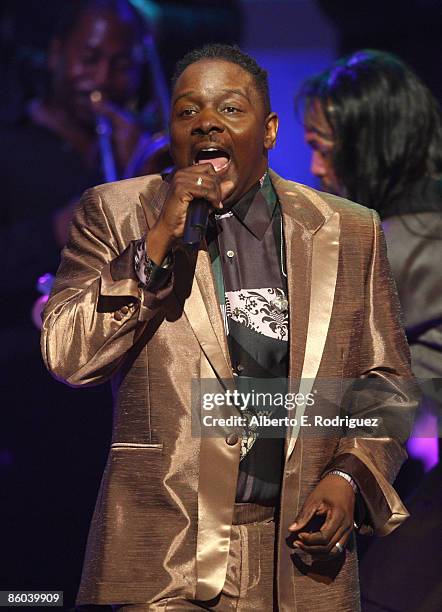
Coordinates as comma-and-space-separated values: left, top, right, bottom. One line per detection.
41, 170, 417, 611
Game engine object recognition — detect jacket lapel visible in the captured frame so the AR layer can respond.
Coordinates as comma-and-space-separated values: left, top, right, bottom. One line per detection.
182, 248, 238, 601
183, 250, 233, 381
270, 172, 341, 459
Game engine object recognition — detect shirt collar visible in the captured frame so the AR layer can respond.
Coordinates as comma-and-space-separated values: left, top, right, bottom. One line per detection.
215, 172, 278, 240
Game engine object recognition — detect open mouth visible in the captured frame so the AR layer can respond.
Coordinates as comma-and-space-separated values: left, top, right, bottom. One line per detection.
194, 148, 231, 172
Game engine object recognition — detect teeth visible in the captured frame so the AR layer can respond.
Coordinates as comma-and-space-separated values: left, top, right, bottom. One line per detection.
196, 148, 229, 157
194, 147, 230, 169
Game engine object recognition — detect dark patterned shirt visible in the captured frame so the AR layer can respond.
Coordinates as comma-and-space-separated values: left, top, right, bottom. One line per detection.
207, 173, 288, 505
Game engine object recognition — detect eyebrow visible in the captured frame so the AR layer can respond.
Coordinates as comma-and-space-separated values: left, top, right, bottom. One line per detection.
173, 88, 251, 106
305, 126, 334, 142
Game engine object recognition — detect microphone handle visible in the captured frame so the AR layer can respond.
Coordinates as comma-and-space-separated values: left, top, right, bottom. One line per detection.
182, 198, 210, 250
96, 114, 118, 183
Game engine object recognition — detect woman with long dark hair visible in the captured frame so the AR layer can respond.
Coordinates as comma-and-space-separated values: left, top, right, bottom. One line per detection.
299, 49, 442, 382
299, 49, 442, 612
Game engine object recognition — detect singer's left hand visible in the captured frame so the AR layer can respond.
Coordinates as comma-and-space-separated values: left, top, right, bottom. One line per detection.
288, 474, 355, 558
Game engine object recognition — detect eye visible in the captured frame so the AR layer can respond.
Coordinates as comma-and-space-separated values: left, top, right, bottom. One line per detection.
178, 108, 197, 117
308, 140, 333, 158
222, 106, 241, 114
318, 145, 333, 159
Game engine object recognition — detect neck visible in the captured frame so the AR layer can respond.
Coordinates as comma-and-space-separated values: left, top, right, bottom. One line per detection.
223, 170, 268, 211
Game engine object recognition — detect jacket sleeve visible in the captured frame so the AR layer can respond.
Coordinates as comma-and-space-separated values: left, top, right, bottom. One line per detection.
323, 209, 420, 536
41, 186, 173, 388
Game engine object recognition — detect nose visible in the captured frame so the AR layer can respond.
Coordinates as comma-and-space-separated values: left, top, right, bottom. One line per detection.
310, 150, 326, 178
91, 59, 113, 92
191, 107, 224, 136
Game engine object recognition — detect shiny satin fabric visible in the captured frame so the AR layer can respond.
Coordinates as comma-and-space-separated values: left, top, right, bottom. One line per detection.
113, 510, 275, 611
285, 210, 341, 459
41, 170, 418, 610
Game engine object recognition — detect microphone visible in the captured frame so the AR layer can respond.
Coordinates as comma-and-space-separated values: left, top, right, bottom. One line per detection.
96, 114, 118, 183
90, 90, 118, 183
182, 198, 210, 250
182, 154, 228, 249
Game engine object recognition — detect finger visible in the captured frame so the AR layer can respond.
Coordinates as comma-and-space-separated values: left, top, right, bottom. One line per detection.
296, 522, 352, 557
288, 503, 318, 532
298, 507, 344, 545
175, 164, 219, 185
197, 161, 233, 203
306, 520, 351, 555
298, 510, 341, 546
328, 521, 353, 554
190, 177, 222, 205
172, 178, 222, 212
172, 166, 226, 209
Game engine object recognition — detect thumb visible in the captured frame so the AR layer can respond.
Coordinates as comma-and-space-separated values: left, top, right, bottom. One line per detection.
288, 504, 317, 532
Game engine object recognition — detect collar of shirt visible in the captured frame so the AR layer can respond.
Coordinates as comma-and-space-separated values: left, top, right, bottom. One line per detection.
212, 171, 278, 241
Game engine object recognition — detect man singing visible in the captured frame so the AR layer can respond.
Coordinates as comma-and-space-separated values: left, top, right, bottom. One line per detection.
41, 45, 417, 611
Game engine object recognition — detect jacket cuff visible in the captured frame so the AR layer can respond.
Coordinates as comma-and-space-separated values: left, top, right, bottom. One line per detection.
322, 452, 409, 536
99, 240, 174, 316
133, 236, 173, 293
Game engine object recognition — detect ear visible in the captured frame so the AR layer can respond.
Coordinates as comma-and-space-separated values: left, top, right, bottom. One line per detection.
47, 38, 63, 72
264, 112, 278, 151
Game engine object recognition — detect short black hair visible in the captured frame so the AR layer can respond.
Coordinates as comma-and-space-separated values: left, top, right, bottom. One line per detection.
297, 49, 442, 213
172, 43, 271, 115
53, 0, 148, 42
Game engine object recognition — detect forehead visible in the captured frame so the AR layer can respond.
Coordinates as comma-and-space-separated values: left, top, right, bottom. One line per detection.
65, 10, 140, 50
173, 59, 260, 102
304, 99, 333, 138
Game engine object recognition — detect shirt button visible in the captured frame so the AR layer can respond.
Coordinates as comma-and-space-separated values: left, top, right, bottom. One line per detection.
120, 306, 129, 315
226, 433, 239, 446
113, 312, 123, 321
226, 250, 235, 258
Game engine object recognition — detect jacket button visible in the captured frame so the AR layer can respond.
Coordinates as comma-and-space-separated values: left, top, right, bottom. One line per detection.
120, 306, 129, 314
226, 433, 239, 446
113, 311, 123, 321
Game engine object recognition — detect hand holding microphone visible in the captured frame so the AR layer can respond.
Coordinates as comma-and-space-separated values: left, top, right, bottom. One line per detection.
181, 155, 234, 249
181, 176, 210, 250
146, 164, 234, 265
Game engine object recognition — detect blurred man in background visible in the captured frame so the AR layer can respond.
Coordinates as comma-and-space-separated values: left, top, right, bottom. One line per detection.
299, 49, 442, 612
0, 0, 170, 606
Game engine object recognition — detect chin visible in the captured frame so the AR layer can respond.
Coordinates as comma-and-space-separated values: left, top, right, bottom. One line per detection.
70, 105, 96, 130
321, 182, 340, 196
222, 191, 237, 207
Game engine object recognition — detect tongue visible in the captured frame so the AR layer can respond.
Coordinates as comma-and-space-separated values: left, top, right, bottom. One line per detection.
197, 156, 229, 172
